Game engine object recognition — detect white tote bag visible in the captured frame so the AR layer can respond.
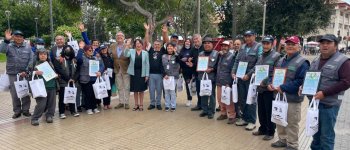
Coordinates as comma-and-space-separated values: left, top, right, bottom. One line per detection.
0, 71, 10, 92
163, 76, 176, 90
93, 77, 109, 99
306, 97, 320, 136
67, 40, 79, 56
271, 92, 289, 127
232, 77, 238, 103
64, 82, 77, 104
103, 72, 111, 90
14, 74, 30, 98
199, 72, 212, 96
246, 74, 257, 104
29, 72, 47, 98
177, 75, 184, 92
221, 86, 231, 105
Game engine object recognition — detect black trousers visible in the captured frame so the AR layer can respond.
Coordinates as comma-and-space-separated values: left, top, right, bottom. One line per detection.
183, 75, 193, 101
257, 91, 276, 136
81, 81, 97, 110
58, 86, 76, 114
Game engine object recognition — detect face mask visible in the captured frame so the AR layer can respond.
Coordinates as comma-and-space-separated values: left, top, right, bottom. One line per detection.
185, 45, 190, 49
36, 45, 44, 49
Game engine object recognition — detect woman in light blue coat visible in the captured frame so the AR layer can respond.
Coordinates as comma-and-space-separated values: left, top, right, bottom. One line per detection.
124, 39, 150, 111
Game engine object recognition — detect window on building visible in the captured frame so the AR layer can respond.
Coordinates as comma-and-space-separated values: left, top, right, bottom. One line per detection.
340, 23, 343, 29
328, 23, 335, 28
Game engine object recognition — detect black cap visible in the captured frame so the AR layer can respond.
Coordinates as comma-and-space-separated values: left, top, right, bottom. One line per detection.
318, 34, 338, 43
35, 38, 45, 44
244, 30, 256, 36
99, 44, 107, 49
261, 36, 274, 43
12, 30, 24, 36
171, 34, 179, 39
202, 37, 214, 43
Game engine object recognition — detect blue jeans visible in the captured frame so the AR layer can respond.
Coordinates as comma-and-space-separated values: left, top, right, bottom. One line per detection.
149, 74, 163, 106
238, 78, 256, 123
201, 82, 216, 115
164, 89, 176, 108
311, 103, 340, 150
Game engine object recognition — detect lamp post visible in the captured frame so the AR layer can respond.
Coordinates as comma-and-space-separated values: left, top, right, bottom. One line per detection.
262, 0, 267, 37
93, 18, 97, 39
49, 0, 54, 45
5, 10, 11, 29
34, 17, 39, 38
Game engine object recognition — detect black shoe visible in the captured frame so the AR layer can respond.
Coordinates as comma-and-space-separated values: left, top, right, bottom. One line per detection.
199, 112, 208, 117
148, 105, 155, 110
252, 130, 265, 136
77, 106, 82, 112
165, 107, 170, 112
215, 107, 220, 112
207, 114, 214, 119
170, 108, 176, 112
191, 106, 202, 111
46, 116, 53, 123
31, 120, 39, 126
22, 111, 31, 117
156, 105, 162, 110
12, 113, 21, 119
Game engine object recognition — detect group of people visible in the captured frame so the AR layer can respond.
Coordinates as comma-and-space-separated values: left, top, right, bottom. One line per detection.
0, 22, 349, 150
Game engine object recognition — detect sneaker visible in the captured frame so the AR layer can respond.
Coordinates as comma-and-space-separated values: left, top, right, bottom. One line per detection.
199, 112, 208, 117
93, 108, 100, 113
186, 100, 191, 107
12, 113, 21, 119
148, 105, 155, 110
271, 140, 287, 148
191, 106, 202, 111
227, 118, 235, 124
165, 107, 170, 112
87, 109, 93, 115
46, 116, 53, 123
31, 120, 39, 126
245, 123, 256, 131
22, 111, 31, 117
170, 108, 176, 112
124, 104, 130, 109
72, 113, 80, 117
59, 114, 66, 119
216, 115, 228, 120
114, 103, 124, 109
235, 118, 248, 126
285, 146, 297, 150
156, 105, 162, 110
207, 114, 214, 119
262, 135, 274, 141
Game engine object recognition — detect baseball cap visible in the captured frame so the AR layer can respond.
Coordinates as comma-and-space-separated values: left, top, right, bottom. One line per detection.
318, 34, 338, 43
244, 30, 256, 36
261, 36, 274, 43
12, 30, 24, 36
99, 44, 108, 49
285, 36, 300, 44
171, 34, 179, 39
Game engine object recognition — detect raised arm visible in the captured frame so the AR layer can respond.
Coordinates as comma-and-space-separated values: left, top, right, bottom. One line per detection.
162, 24, 169, 44
144, 23, 150, 49
79, 23, 91, 45
0, 29, 12, 53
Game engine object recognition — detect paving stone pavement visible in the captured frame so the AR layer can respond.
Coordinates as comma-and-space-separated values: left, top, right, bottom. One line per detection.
0, 55, 348, 150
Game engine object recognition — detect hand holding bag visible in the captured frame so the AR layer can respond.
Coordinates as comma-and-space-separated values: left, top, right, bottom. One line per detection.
199, 72, 212, 96
246, 74, 257, 104
103, 72, 111, 90
271, 92, 289, 127
14, 73, 30, 98
93, 77, 109, 99
305, 97, 320, 136
64, 81, 77, 104
29, 71, 47, 98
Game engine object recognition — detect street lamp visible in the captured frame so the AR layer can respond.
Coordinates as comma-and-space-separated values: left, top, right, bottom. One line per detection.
34, 17, 39, 38
262, 0, 267, 37
93, 18, 97, 39
5, 10, 11, 29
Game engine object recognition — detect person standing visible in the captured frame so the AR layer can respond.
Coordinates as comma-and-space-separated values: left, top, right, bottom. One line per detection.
249, 36, 280, 140
216, 41, 236, 124
268, 36, 309, 150
124, 39, 150, 111
99, 44, 115, 110
231, 30, 262, 130
179, 39, 195, 107
0, 29, 33, 119
190, 34, 204, 111
309, 34, 350, 150
109, 31, 131, 109
198, 37, 219, 119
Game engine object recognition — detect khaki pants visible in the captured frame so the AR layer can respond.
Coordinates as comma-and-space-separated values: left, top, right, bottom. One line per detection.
116, 72, 130, 104
276, 102, 301, 149
217, 86, 236, 118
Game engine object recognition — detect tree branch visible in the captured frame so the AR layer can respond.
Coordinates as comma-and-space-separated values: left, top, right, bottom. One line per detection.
119, 0, 152, 18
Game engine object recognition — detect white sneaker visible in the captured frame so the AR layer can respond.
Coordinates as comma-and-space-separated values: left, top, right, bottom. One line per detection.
59, 114, 66, 119
93, 108, 100, 113
72, 113, 80, 117
87, 109, 93, 115
186, 100, 192, 107
245, 123, 256, 131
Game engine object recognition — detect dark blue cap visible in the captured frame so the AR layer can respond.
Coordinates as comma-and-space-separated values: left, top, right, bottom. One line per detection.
261, 36, 274, 43
318, 34, 338, 43
99, 44, 108, 49
36, 38, 45, 44
171, 34, 179, 39
12, 30, 24, 36
244, 30, 256, 36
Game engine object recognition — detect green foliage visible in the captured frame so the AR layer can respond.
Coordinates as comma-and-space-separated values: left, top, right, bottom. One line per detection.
55, 25, 82, 40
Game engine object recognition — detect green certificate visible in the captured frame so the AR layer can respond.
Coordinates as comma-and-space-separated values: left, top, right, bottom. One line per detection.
302, 71, 321, 95
236, 62, 248, 78
272, 68, 287, 87
254, 65, 269, 85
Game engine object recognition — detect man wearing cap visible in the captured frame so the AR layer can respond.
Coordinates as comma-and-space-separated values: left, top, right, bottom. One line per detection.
191, 34, 205, 111
198, 37, 219, 119
308, 34, 350, 150
216, 41, 236, 124
32, 38, 45, 53
268, 36, 309, 150
0, 29, 33, 119
248, 36, 280, 140
231, 30, 262, 130
162, 25, 182, 53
